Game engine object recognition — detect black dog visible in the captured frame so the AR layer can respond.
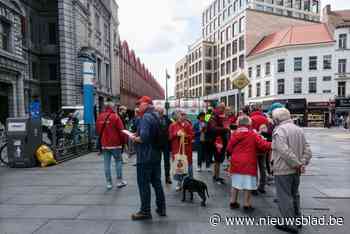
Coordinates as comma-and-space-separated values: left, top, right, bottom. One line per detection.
182, 176, 209, 207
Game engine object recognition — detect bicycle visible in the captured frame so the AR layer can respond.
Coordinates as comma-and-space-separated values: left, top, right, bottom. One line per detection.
0, 142, 8, 166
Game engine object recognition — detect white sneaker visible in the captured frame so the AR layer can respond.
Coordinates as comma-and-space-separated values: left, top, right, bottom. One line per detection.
106, 183, 113, 190
175, 183, 182, 192
117, 181, 128, 188
196, 167, 202, 172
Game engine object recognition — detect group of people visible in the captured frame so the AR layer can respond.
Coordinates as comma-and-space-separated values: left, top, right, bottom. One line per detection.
96, 96, 312, 234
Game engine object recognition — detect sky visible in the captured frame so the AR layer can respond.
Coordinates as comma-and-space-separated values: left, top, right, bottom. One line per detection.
117, 0, 350, 97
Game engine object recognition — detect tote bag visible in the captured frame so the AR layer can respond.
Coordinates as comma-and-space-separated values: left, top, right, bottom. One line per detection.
172, 135, 189, 176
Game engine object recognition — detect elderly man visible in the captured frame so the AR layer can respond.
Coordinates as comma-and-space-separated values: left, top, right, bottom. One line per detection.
272, 108, 312, 234
130, 96, 166, 220
155, 106, 172, 184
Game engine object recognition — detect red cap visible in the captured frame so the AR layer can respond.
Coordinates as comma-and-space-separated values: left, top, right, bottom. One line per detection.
136, 96, 153, 105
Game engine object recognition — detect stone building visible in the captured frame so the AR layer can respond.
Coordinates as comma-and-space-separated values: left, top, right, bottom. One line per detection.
0, 0, 121, 124
0, 0, 26, 124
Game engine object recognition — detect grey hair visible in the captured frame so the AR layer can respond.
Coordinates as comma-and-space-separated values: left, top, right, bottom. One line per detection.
272, 108, 291, 122
237, 115, 252, 126
104, 101, 115, 108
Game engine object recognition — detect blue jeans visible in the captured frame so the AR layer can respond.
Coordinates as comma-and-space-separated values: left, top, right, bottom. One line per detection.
103, 148, 123, 184
136, 162, 166, 214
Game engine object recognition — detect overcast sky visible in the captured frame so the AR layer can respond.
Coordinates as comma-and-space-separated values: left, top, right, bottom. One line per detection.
118, 0, 350, 97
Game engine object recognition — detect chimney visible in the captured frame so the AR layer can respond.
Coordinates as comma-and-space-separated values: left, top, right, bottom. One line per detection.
321, 4, 331, 23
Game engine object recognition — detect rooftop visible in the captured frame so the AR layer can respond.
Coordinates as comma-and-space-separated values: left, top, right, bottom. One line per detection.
248, 23, 334, 57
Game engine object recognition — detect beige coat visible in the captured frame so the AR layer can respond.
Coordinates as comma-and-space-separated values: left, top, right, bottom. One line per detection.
272, 120, 312, 175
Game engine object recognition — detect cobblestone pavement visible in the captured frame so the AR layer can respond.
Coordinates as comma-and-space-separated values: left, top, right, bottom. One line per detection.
0, 128, 349, 234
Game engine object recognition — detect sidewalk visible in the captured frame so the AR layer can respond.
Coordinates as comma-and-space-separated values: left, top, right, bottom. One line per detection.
0, 128, 349, 234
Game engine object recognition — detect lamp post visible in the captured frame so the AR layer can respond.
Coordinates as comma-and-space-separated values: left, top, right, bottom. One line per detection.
165, 71, 170, 116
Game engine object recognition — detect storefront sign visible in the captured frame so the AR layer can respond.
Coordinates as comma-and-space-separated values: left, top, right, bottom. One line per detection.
308, 102, 331, 109
336, 98, 350, 108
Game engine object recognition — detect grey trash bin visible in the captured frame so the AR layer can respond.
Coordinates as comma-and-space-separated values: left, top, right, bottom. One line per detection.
6, 118, 42, 168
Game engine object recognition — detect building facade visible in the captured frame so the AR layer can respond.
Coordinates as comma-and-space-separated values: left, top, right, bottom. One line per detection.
175, 56, 188, 98
175, 0, 321, 111
246, 24, 335, 126
119, 41, 164, 109
0, 0, 26, 124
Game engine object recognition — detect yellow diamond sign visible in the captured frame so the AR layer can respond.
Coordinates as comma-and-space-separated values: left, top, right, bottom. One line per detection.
231, 71, 249, 90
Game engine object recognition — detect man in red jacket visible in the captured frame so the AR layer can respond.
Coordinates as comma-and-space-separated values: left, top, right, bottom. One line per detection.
96, 98, 127, 190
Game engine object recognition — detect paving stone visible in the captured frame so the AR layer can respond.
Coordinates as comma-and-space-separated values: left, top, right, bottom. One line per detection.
0, 218, 47, 234
34, 220, 112, 234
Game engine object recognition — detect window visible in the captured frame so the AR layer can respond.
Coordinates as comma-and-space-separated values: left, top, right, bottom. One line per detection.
226, 43, 231, 58
256, 65, 261, 77
205, 73, 212, 83
294, 77, 302, 94
256, 82, 261, 97
49, 64, 57, 80
226, 60, 231, 74
32, 62, 38, 80
232, 40, 238, 55
239, 55, 245, 69
276, 0, 284, 6
265, 81, 270, 96
0, 20, 10, 51
221, 79, 225, 92
338, 81, 346, 97
265, 62, 271, 75
294, 57, 302, 71
106, 64, 110, 89
221, 47, 225, 59
239, 36, 244, 51
221, 63, 226, 76
248, 84, 252, 98
323, 55, 332, 70
97, 58, 101, 82
248, 67, 252, 78
323, 76, 332, 81
48, 23, 57, 44
338, 59, 347, 74
239, 16, 245, 33
199, 60, 202, 71
277, 79, 285, 95
278, 59, 285, 73
95, 13, 101, 33
309, 56, 317, 70
309, 77, 317, 93
205, 60, 212, 70
226, 78, 231, 90
339, 34, 347, 49
232, 58, 238, 72
233, 22, 238, 37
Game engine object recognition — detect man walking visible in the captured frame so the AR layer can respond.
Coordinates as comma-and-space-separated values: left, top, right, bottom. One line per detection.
272, 108, 312, 233
155, 106, 172, 184
131, 96, 166, 220
96, 98, 127, 190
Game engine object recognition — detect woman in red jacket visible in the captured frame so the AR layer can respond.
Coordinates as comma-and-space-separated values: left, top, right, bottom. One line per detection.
169, 110, 194, 191
226, 115, 271, 211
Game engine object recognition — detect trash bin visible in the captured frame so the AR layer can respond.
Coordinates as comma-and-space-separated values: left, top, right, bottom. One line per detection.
6, 118, 42, 168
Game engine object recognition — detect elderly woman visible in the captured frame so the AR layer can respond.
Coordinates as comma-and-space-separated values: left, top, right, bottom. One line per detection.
169, 110, 194, 191
271, 108, 312, 233
226, 116, 271, 211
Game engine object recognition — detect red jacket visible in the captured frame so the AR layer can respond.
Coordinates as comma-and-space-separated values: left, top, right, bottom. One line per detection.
169, 121, 194, 165
226, 127, 271, 176
96, 107, 126, 149
250, 111, 269, 131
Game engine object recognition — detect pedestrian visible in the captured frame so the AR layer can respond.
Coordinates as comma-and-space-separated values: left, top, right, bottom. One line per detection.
346, 113, 350, 130
169, 110, 194, 191
155, 106, 172, 184
271, 108, 312, 233
249, 105, 269, 195
207, 102, 229, 184
130, 96, 166, 220
193, 112, 210, 172
96, 98, 128, 190
226, 116, 271, 212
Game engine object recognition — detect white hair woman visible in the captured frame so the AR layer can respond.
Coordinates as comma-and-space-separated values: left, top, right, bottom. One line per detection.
226, 115, 271, 212
271, 107, 312, 233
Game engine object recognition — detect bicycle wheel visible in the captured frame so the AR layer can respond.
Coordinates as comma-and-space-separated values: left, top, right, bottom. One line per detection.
0, 143, 9, 166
